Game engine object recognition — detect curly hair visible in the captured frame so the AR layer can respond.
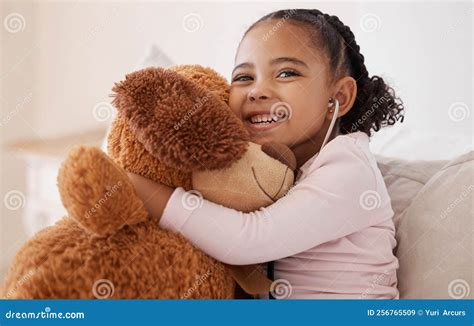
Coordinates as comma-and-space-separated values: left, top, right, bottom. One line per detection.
243, 9, 405, 136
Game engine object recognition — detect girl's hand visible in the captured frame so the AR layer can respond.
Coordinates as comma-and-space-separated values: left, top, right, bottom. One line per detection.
127, 173, 175, 222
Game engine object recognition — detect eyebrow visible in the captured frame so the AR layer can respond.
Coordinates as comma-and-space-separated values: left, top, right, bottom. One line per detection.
232, 56, 309, 75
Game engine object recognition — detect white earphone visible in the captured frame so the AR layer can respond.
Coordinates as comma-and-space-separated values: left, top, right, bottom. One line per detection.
319, 97, 339, 152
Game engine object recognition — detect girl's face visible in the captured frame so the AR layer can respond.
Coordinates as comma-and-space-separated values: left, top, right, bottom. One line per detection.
230, 20, 333, 155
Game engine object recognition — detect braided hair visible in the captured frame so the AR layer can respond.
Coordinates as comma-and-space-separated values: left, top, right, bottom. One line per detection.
243, 9, 405, 136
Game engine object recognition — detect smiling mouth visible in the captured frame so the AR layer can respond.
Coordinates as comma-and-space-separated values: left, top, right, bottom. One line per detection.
248, 112, 288, 124
244, 117, 287, 134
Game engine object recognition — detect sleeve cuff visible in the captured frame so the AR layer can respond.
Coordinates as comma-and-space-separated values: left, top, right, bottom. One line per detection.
159, 187, 194, 232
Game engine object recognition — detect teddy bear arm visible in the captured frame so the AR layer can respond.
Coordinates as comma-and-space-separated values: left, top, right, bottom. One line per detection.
57, 146, 148, 237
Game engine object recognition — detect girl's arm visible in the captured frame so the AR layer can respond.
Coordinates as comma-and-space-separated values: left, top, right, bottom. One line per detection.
128, 173, 174, 220
130, 137, 393, 265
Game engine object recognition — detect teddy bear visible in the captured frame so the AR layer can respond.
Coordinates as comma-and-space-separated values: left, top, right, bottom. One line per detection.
2, 65, 296, 299
1, 65, 296, 299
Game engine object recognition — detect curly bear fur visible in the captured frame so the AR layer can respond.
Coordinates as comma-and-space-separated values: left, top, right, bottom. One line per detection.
1, 65, 295, 299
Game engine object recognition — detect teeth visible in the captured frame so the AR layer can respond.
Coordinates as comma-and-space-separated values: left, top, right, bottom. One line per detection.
250, 114, 281, 124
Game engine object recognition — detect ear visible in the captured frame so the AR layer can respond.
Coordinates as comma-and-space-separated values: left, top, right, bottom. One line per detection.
111, 67, 249, 172
327, 76, 357, 120
170, 64, 230, 105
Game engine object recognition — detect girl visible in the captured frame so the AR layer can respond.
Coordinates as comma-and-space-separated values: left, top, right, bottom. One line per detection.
128, 8, 405, 299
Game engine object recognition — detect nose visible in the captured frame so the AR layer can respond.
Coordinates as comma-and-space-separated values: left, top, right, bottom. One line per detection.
248, 93, 268, 101
261, 142, 297, 171
248, 82, 271, 102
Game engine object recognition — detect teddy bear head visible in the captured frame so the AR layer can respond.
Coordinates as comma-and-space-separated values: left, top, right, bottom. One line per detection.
107, 64, 296, 213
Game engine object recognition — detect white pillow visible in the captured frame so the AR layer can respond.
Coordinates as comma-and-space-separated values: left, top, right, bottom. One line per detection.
376, 156, 448, 231
134, 43, 173, 70
394, 151, 473, 298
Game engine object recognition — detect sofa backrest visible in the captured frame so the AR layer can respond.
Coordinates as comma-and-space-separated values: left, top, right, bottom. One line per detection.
376, 152, 473, 299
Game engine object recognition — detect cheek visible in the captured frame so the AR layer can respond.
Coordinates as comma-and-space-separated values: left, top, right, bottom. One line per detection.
286, 89, 319, 118
229, 87, 245, 119
287, 94, 328, 131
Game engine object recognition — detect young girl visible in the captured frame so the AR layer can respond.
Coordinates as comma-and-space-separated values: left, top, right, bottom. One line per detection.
128, 8, 405, 299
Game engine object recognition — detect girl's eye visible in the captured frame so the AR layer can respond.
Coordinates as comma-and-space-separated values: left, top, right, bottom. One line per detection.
232, 70, 299, 83
232, 75, 253, 82
277, 70, 299, 78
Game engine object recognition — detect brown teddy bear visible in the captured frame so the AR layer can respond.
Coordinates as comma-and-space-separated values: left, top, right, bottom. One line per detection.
1, 65, 296, 299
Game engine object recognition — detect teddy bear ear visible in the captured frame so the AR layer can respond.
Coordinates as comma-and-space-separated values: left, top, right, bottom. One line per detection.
111, 67, 249, 172
169, 64, 230, 104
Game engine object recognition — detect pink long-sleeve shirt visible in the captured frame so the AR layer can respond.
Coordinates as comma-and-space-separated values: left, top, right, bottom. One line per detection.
160, 131, 399, 299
